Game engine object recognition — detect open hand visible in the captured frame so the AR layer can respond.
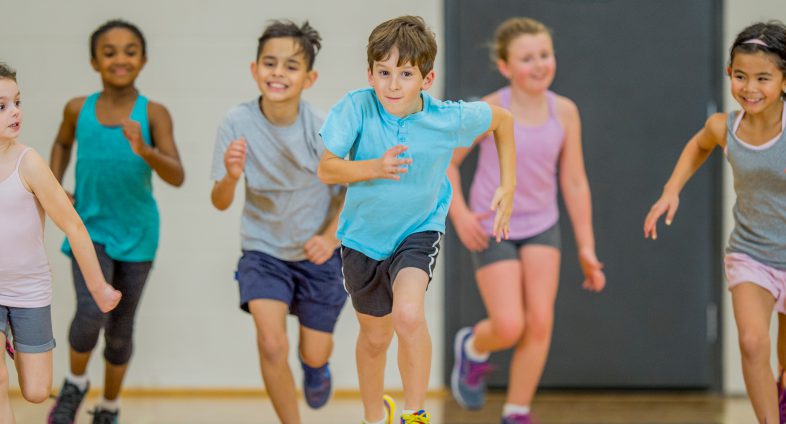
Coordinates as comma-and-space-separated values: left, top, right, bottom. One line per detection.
489, 186, 514, 242
376, 145, 412, 180
643, 193, 679, 240
453, 209, 491, 252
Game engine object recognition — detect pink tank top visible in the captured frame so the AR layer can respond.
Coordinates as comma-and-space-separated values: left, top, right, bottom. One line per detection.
0, 148, 52, 307
469, 88, 564, 239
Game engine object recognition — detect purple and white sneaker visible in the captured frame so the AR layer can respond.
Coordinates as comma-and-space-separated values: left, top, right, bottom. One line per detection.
451, 327, 493, 410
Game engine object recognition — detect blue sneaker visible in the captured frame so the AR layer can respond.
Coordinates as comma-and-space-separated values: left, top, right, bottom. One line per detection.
302, 360, 332, 409
451, 327, 493, 410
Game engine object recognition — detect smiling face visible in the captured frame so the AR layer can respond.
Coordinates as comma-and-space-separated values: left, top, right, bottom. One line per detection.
497, 32, 556, 94
0, 79, 22, 142
251, 37, 317, 104
367, 46, 434, 118
91, 27, 146, 88
729, 51, 786, 114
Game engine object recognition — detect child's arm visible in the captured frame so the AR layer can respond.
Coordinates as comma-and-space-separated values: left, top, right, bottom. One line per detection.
20, 150, 121, 313
447, 139, 491, 252
486, 104, 516, 241
122, 102, 185, 187
211, 138, 247, 211
317, 145, 412, 185
304, 188, 346, 265
49, 98, 83, 202
643, 113, 726, 240
557, 98, 605, 292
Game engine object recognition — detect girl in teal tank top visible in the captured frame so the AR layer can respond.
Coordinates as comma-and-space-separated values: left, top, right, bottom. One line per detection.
47, 20, 184, 424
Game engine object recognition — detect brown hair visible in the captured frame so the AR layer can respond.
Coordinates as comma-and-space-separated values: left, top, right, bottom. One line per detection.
257, 20, 322, 70
0, 63, 17, 82
492, 17, 551, 62
367, 15, 437, 76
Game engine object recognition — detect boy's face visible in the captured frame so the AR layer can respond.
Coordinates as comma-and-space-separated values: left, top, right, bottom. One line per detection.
368, 47, 434, 118
252, 37, 317, 103
0, 79, 22, 142
91, 28, 147, 88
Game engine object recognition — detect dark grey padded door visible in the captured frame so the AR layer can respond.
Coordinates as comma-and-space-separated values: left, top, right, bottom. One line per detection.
443, 0, 723, 389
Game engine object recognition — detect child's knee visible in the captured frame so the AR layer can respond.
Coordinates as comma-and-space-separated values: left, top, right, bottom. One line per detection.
739, 331, 771, 360
492, 317, 525, 347
358, 329, 392, 355
21, 382, 51, 404
257, 333, 289, 364
392, 302, 425, 335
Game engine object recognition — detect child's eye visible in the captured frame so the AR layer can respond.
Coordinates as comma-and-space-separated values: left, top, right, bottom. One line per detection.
0, 104, 5, 111
15, 100, 21, 107
402, 71, 412, 78
288, 66, 299, 71
379, 70, 389, 76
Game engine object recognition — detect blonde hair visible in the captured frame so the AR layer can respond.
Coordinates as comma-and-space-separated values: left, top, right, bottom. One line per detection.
492, 17, 551, 62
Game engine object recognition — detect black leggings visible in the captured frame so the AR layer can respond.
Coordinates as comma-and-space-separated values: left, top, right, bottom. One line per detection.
69, 243, 152, 365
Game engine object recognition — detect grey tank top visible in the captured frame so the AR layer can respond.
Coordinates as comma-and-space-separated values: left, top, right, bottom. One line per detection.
725, 103, 786, 269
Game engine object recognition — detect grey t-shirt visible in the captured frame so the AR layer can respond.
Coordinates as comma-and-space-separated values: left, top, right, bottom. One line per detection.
212, 98, 340, 261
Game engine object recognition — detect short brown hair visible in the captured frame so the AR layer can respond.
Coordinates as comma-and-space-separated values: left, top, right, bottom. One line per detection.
367, 15, 437, 76
257, 20, 322, 70
493, 17, 551, 62
0, 63, 17, 82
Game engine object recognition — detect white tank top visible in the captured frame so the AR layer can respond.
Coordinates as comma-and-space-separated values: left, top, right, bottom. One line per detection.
0, 148, 52, 307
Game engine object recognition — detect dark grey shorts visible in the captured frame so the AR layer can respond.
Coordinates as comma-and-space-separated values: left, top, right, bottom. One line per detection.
0, 304, 55, 353
340, 231, 443, 317
473, 223, 561, 269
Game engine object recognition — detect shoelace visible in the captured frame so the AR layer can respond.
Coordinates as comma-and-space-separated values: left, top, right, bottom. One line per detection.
401, 410, 430, 424
465, 361, 494, 387
89, 408, 118, 424
50, 383, 84, 421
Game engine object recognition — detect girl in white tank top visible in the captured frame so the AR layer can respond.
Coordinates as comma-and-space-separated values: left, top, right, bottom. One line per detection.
0, 64, 120, 419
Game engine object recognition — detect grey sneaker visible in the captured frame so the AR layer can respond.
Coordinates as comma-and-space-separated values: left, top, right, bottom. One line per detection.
90, 407, 119, 424
451, 327, 493, 410
48, 379, 89, 424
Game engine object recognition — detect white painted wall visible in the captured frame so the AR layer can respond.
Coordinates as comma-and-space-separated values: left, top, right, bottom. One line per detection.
3, 0, 442, 390
722, 0, 786, 394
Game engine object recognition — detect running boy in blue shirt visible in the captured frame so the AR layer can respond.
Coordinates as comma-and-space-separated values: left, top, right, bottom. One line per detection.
318, 15, 516, 424
211, 21, 347, 424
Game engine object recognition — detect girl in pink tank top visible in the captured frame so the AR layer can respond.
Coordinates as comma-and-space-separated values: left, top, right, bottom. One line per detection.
0, 64, 120, 419
446, 19, 605, 423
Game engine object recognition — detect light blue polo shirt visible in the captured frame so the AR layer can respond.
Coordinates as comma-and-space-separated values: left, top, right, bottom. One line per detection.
320, 88, 491, 260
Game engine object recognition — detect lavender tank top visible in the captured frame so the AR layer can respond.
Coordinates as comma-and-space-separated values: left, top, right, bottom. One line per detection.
469, 88, 564, 239
0, 148, 52, 307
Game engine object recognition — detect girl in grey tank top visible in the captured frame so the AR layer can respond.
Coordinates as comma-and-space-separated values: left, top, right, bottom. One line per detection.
644, 22, 786, 423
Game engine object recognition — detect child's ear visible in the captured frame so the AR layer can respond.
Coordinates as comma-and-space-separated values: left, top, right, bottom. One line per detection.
726, 66, 732, 76
421, 70, 436, 90
250, 61, 259, 82
304, 70, 318, 89
367, 67, 374, 86
90, 57, 100, 72
497, 59, 512, 80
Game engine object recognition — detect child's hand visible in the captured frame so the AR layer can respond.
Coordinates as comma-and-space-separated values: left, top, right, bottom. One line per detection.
304, 234, 338, 265
453, 209, 491, 252
121, 119, 148, 157
91, 283, 122, 313
579, 248, 605, 292
643, 193, 680, 240
489, 186, 514, 242
224, 138, 247, 180
376, 145, 412, 180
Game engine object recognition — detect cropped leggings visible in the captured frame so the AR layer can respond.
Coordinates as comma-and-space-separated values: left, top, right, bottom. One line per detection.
69, 243, 152, 365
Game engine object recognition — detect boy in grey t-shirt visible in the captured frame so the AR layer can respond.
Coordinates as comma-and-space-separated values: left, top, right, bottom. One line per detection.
210, 21, 346, 423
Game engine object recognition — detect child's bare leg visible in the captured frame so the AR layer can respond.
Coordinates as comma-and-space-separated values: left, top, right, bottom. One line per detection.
15, 350, 52, 404
250, 299, 300, 424
299, 327, 333, 368
0, 333, 15, 424
356, 312, 393, 422
392, 267, 430, 411
732, 283, 779, 424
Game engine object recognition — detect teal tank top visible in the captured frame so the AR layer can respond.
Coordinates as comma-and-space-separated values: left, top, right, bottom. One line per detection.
62, 93, 159, 262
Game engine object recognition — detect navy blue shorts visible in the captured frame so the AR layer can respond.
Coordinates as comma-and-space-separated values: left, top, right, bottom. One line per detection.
236, 250, 347, 333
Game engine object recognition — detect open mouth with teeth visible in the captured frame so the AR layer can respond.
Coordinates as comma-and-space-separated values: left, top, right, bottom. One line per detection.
9, 123, 19, 129
266, 82, 289, 90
